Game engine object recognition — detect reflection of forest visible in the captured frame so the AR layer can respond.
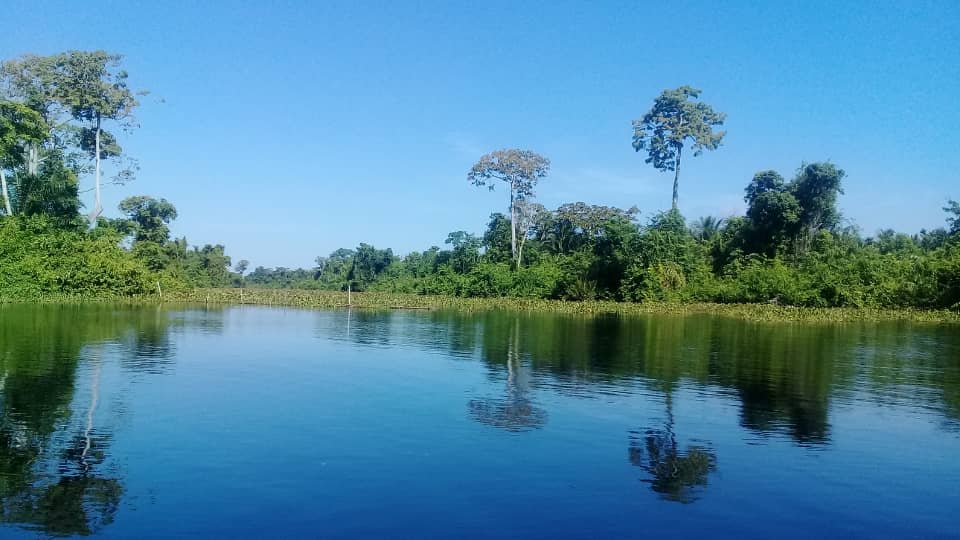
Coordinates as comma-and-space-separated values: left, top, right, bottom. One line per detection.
4, 305, 956, 532
334, 310, 960, 505
0, 305, 185, 536
336, 310, 960, 444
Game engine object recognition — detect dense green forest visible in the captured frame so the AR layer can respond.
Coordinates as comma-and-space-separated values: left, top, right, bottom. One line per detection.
2, 51, 959, 308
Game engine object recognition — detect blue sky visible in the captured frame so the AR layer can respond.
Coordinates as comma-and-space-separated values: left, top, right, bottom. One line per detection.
3, 0, 958, 268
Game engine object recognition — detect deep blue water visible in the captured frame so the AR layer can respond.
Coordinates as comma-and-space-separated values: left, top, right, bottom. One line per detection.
1, 305, 958, 538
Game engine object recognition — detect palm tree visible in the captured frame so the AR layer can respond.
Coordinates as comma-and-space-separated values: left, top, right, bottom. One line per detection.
690, 216, 725, 243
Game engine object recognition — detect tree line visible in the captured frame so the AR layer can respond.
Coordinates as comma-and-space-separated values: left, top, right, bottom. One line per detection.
2, 51, 958, 308
246, 86, 960, 309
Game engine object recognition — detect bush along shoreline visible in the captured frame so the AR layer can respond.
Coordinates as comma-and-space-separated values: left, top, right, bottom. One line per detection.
2, 52, 959, 313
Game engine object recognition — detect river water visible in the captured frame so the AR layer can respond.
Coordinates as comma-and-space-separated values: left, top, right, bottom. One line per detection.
0, 304, 957, 538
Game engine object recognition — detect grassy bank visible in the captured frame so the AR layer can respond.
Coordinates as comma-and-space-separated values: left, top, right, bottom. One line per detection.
51, 288, 955, 324
4, 288, 959, 323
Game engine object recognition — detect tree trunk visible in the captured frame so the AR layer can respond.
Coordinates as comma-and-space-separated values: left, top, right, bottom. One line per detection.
26, 142, 39, 176
672, 145, 682, 210
88, 114, 103, 225
509, 186, 517, 262
517, 233, 525, 270
0, 168, 12, 216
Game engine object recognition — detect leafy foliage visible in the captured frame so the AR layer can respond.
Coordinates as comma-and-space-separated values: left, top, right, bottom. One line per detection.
235, 177, 960, 311
118, 196, 177, 243
0, 216, 153, 298
632, 86, 725, 209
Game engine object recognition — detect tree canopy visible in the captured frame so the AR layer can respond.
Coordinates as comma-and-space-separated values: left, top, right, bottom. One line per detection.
1, 51, 143, 224
632, 86, 725, 210
468, 149, 550, 267
118, 195, 178, 244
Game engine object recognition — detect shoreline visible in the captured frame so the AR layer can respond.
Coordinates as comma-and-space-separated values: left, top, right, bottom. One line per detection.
2, 288, 959, 324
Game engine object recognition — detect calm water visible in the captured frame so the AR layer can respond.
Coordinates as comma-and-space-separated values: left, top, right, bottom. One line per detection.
0, 305, 958, 539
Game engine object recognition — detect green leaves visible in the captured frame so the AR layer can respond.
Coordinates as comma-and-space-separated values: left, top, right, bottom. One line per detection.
1, 51, 144, 223
118, 196, 178, 244
50, 51, 139, 123
742, 163, 845, 257
9, 158, 82, 224
632, 86, 726, 208
632, 86, 726, 165
0, 216, 154, 298
0, 101, 47, 156
791, 162, 845, 238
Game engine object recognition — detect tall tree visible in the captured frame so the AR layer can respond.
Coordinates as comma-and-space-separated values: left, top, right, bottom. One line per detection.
632, 86, 726, 210
468, 149, 550, 266
2, 54, 83, 225
234, 260, 249, 288
0, 101, 46, 216
53, 51, 143, 224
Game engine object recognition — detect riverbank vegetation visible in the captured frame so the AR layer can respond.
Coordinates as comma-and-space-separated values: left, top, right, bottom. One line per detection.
160, 289, 960, 324
7, 290, 959, 325
2, 51, 959, 312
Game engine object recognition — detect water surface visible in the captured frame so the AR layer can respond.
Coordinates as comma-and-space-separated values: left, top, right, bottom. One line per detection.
1, 304, 958, 538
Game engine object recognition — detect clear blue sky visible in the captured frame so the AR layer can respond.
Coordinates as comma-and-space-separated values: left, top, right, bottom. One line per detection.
3, 0, 958, 268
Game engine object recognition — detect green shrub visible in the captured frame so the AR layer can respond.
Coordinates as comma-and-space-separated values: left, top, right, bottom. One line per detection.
511, 261, 563, 298
0, 216, 155, 298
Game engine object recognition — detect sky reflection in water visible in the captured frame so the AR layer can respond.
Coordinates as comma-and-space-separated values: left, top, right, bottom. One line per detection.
0, 304, 958, 539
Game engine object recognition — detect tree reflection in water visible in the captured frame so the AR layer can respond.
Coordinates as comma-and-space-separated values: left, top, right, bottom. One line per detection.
468, 318, 547, 432
629, 392, 716, 504
22, 433, 123, 537
0, 306, 176, 537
